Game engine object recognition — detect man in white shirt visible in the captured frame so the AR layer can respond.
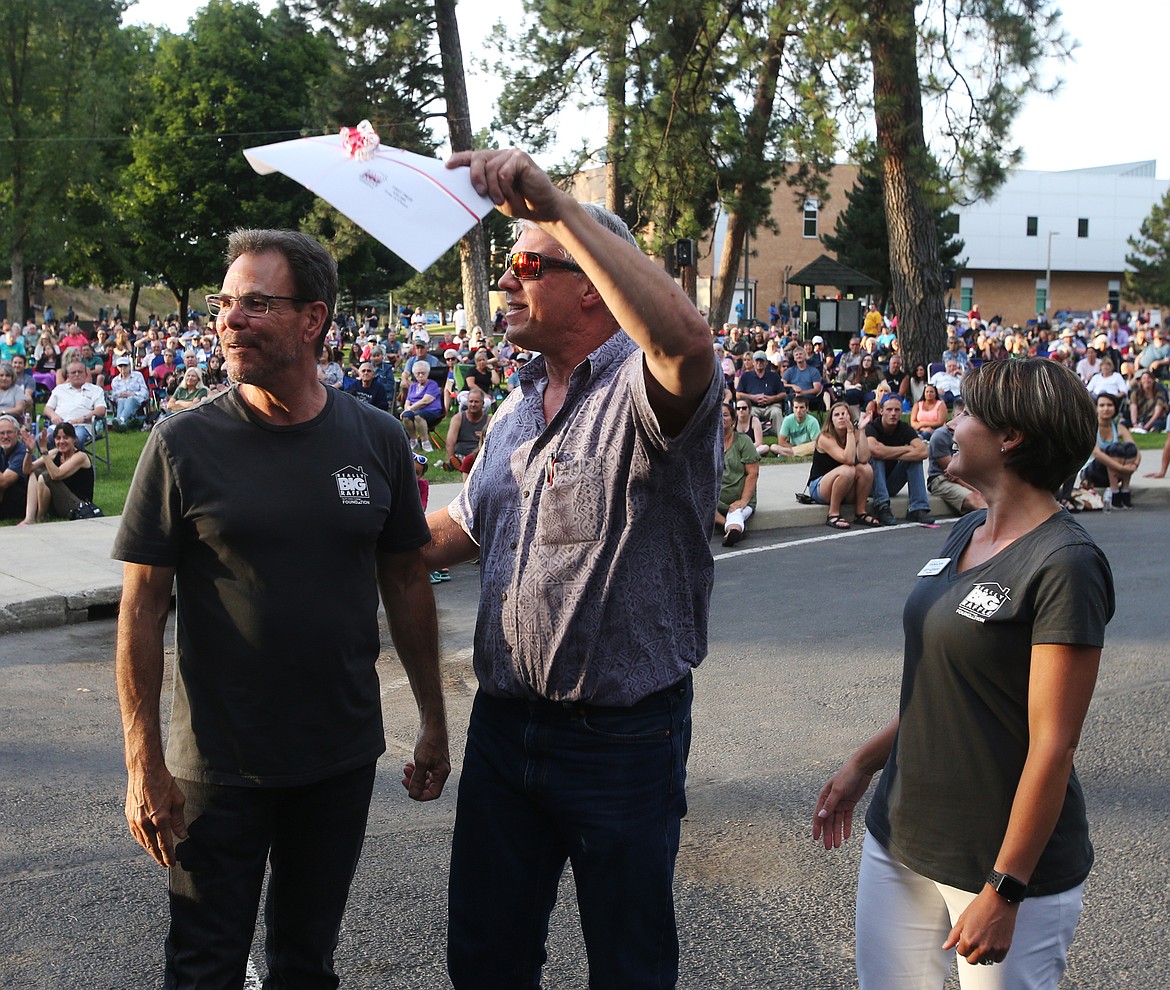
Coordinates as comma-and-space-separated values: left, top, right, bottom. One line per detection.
929, 359, 964, 408
46, 361, 106, 445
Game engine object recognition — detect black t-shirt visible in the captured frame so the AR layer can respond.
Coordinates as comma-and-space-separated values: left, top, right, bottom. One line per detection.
465, 367, 495, 393
113, 387, 430, 786
865, 417, 917, 449
866, 510, 1114, 895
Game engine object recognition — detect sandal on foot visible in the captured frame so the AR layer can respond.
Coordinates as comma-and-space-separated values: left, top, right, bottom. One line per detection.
853, 512, 883, 527
825, 514, 851, 530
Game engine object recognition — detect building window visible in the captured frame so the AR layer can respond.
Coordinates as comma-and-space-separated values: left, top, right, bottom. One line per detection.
1026, 216, 1038, 237
1036, 279, 1048, 317
960, 277, 973, 313
803, 199, 819, 238
942, 213, 960, 236
1078, 218, 1089, 238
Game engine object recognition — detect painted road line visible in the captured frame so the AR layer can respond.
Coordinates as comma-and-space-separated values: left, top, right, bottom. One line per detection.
717, 517, 959, 559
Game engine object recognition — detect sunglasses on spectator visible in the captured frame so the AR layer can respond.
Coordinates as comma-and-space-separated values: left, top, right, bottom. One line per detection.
506, 251, 583, 280
735, 405, 749, 411
206, 293, 312, 318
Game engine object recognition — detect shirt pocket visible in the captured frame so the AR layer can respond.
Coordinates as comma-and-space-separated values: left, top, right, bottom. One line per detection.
536, 455, 607, 545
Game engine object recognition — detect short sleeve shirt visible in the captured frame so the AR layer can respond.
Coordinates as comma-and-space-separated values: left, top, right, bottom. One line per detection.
779, 412, 820, 446
449, 332, 722, 706
865, 417, 918, 450
719, 431, 760, 509
113, 387, 429, 786
738, 368, 784, 400
866, 510, 1114, 895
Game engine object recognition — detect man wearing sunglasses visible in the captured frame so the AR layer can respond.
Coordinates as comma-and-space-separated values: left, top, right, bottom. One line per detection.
113, 229, 449, 988
425, 149, 721, 990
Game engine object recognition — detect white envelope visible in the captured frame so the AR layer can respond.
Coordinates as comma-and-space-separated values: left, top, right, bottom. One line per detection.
243, 134, 497, 272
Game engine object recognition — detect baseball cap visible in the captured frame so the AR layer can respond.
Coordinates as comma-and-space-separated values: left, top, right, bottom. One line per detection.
752, 350, 767, 361
443, 348, 459, 359
811, 335, 824, 344
114, 356, 131, 367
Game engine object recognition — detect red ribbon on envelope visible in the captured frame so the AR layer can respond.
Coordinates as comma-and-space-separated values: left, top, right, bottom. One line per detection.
340, 119, 380, 161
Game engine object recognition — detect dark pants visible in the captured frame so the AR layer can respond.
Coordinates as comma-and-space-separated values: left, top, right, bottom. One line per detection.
165, 762, 377, 990
448, 677, 694, 990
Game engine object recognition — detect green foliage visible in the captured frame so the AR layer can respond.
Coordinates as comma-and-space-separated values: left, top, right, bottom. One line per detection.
821, 156, 965, 309
0, 0, 132, 312
122, 2, 330, 310
396, 210, 512, 311
1125, 187, 1170, 308
289, 0, 440, 152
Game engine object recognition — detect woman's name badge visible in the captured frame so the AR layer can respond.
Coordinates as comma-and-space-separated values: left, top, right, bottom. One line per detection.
917, 558, 951, 576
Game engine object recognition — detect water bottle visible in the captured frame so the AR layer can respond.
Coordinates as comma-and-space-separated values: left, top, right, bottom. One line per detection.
1102, 488, 1112, 513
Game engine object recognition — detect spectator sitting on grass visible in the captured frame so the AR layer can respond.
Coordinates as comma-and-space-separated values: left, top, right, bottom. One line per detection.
777, 395, 821, 457
17, 421, 93, 525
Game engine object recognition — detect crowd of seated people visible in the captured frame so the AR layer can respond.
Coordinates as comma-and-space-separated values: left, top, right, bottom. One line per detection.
711, 301, 1166, 514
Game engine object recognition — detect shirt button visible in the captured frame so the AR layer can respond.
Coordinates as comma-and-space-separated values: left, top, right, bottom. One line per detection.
505, 644, 513, 653
501, 592, 508, 602
522, 490, 530, 499
510, 541, 517, 550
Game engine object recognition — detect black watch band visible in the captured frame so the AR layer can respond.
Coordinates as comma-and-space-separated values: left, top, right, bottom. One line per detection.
986, 869, 1028, 903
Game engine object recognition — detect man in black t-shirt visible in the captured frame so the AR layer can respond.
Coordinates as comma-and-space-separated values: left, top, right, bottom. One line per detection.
113, 230, 449, 988
866, 392, 935, 524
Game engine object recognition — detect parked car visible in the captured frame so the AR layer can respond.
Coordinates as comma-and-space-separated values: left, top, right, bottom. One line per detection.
1053, 309, 1093, 327
945, 309, 970, 329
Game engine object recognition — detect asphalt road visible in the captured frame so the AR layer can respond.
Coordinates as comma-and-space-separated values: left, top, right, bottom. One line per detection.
1, 511, 1166, 988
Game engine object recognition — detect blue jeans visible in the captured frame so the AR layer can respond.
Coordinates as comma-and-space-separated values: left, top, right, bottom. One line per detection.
448, 677, 694, 989
115, 395, 143, 422
871, 457, 930, 512
165, 762, 376, 990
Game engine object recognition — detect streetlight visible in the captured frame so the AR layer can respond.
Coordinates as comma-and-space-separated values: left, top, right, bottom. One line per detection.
1045, 231, 1060, 320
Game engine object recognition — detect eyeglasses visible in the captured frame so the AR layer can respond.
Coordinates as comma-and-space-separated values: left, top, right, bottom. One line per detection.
506, 251, 584, 280
735, 405, 749, 411
206, 292, 313, 318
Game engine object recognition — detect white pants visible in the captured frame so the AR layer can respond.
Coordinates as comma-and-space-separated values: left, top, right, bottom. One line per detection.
856, 833, 1083, 990
724, 505, 753, 533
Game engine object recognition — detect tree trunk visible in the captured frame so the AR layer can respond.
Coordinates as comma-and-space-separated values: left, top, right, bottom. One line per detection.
128, 281, 141, 326
10, 245, 27, 326
436, 0, 492, 334
604, 31, 627, 217
709, 17, 786, 328
868, 0, 946, 371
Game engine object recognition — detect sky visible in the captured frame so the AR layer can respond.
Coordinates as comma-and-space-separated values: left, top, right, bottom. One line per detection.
122, 0, 1169, 179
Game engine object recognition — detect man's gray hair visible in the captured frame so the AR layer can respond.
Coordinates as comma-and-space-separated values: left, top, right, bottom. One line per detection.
226, 229, 338, 347
511, 203, 637, 259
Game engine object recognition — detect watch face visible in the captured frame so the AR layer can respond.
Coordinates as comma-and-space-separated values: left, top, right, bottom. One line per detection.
987, 870, 1027, 902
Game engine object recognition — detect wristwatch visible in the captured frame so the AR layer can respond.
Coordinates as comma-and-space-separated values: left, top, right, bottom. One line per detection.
985, 869, 1028, 903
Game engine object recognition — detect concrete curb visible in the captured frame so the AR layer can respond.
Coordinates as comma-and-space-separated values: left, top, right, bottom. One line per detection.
2, 464, 1168, 634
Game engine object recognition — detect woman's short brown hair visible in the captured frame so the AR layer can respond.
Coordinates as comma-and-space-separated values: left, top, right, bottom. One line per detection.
961, 358, 1096, 492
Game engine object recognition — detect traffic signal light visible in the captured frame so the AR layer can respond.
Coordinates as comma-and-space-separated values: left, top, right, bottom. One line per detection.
676, 238, 694, 267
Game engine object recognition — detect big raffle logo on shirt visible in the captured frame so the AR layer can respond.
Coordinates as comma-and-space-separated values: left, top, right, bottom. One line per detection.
333, 465, 371, 505
956, 582, 1011, 623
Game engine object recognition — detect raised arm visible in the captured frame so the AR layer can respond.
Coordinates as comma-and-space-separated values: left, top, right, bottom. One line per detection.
449, 149, 714, 433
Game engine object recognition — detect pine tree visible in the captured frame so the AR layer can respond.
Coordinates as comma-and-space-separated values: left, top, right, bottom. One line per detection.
1125, 188, 1170, 307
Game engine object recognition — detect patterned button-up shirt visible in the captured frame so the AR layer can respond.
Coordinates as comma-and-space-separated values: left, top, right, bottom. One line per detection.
449, 331, 722, 706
